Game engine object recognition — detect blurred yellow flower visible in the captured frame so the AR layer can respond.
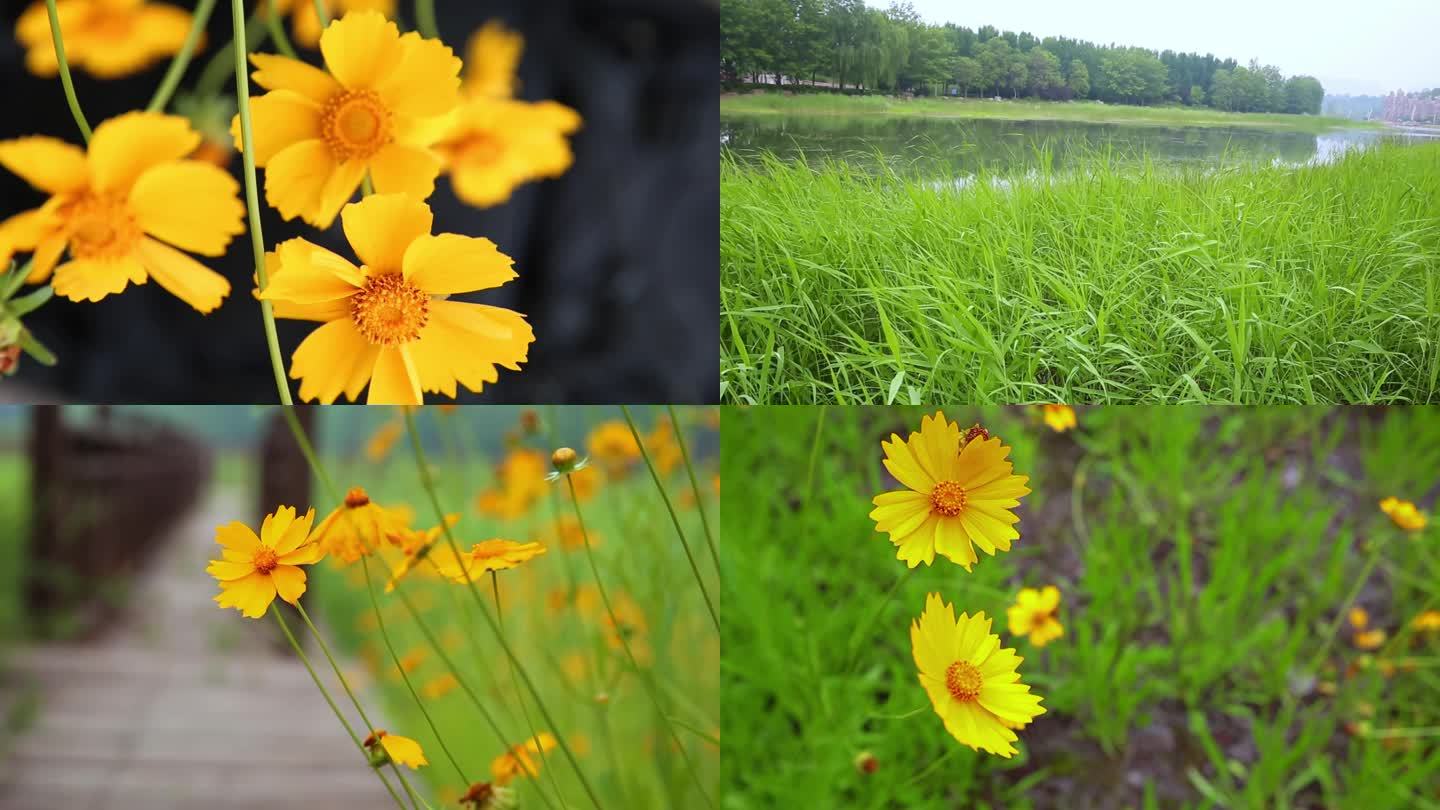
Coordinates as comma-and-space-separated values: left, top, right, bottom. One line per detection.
1379, 496, 1427, 531
491, 732, 556, 786
393, 645, 426, 675
384, 514, 460, 592
587, 421, 640, 472
476, 448, 548, 518
1354, 629, 1387, 650
231, 10, 459, 228
643, 416, 683, 476
0, 113, 242, 311
463, 20, 523, 99
207, 506, 324, 618
870, 411, 1031, 570
364, 729, 427, 769
912, 593, 1045, 757
436, 96, 581, 209
365, 418, 403, 461
313, 486, 411, 564
259, 194, 533, 404
550, 515, 597, 551
429, 539, 547, 584
265, 0, 395, 49
460, 782, 515, 809
16, 0, 191, 78
602, 590, 652, 667
1006, 586, 1064, 647
421, 672, 459, 699
1349, 607, 1370, 629
1040, 404, 1076, 432
1413, 610, 1440, 632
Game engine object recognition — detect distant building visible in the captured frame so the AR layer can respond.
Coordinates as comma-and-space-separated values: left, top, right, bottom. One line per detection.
1382, 90, 1440, 123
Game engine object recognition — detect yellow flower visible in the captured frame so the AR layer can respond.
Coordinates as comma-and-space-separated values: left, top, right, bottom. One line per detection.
870, 411, 1031, 570
1349, 607, 1370, 629
394, 646, 426, 675
643, 416, 683, 476
436, 96, 581, 209
1006, 586, 1064, 647
265, 0, 395, 49
1411, 611, 1440, 632
1379, 496, 1427, 531
207, 506, 324, 618
365, 418, 403, 461
384, 514, 459, 591
421, 673, 459, 699
463, 20, 523, 100
491, 732, 556, 786
911, 593, 1045, 757
232, 10, 459, 228
475, 448, 548, 518
1354, 629, 1387, 650
364, 729, 428, 769
1041, 404, 1076, 432
587, 421, 640, 470
551, 515, 597, 551
312, 486, 412, 564
429, 539, 547, 584
0, 113, 242, 311
16, 0, 192, 78
601, 591, 652, 667
259, 193, 533, 403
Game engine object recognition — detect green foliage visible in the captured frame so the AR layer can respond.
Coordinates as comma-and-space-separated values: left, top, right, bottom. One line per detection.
0, 456, 28, 644
1065, 59, 1089, 99
720, 141, 1440, 404
721, 405, 1440, 808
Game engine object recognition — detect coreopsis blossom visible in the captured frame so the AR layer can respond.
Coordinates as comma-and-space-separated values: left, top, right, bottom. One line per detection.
208, 506, 324, 618
364, 418, 403, 461
428, 539, 547, 584
463, 21, 522, 100
1007, 586, 1065, 647
1041, 404, 1076, 432
1411, 611, 1440, 632
1379, 497, 1427, 532
435, 95, 581, 209
312, 486, 411, 563
587, 421, 640, 472
16, 0, 191, 78
870, 412, 1031, 570
602, 590, 652, 667
550, 515, 597, 551
475, 448, 548, 518
1349, 607, 1387, 650
265, 0, 394, 49
0, 113, 242, 312
421, 673, 459, 699
232, 10, 460, 228
912, 593, 1045, 757
460, 782, 516, 810
384, 514, 459, 591
363, 729, 427, 769
643, 416, 684, 476
491, 733, 556, 786
259, 193, 533, 403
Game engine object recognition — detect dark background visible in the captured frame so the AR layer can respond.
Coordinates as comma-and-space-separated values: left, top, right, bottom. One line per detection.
0, 0, 718, 404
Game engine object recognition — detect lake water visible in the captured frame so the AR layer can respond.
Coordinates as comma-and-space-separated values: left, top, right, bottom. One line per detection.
720, 114, 1436, 175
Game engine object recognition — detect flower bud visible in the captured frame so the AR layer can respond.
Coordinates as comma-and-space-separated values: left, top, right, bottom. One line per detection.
552, 447, 579, 473
853, 751, 879, 775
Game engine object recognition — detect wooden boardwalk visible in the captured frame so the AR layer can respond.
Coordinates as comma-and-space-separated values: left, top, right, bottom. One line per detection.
0, 491, 399, 810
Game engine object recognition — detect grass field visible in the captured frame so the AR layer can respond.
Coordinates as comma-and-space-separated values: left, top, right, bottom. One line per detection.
308, 407, 720, 808
721, 94, 1380, 135
721, 142, 1440, 404
721, 405, 1440, 809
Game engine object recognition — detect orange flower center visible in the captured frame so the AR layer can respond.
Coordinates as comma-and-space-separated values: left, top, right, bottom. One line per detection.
345, 487, 371, 508
252, 546, 279, 574
944, 660, 983, 702
321, 90, 394, 161
350, 273, 429, 345
929, 480, 967, 517
66, 194, 141, 260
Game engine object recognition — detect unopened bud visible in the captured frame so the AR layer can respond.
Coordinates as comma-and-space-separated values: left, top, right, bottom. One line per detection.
552, 447, 579, 473
853, 751, 878, 775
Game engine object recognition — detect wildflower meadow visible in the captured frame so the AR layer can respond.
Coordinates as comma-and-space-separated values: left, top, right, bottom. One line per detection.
721, 405, 1440, 808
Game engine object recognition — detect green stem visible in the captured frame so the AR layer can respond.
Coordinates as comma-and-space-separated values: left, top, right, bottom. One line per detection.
414, 0, 438, 39
565, 475, 715, 810
295, 602, 423, 804
619, 405, 719, 633
491, 571, 569, 807
195, 8, 268, 97
402, 410, 607, 810
1309, 536, 1389, 675
312, 0, 330, 27
667, 405, 719, 576
43, 0, 91, 141
265, 0, 298, 59
230, 0, 293, 405
271, 605, 409, 809
1, 259, 36, 300
147, 0, 218, 112
802, 404, 828, 504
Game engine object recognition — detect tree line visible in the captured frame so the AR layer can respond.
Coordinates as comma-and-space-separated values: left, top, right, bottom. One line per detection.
721, 0, 1325, 115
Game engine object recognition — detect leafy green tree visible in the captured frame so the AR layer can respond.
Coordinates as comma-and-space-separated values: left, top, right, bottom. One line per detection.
953, 55, 981, 96
1026, 48, 1063, 99
1099, 51, 1142, 103
1284, 76, 1324, 114
976, 36, 1014, 96
1189, 84, 1206, 105
1066, 59, 1090, 99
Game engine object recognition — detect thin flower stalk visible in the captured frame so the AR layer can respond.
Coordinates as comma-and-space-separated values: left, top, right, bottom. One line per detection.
147, 0, 218, 112
667, 404, 719, 576
619, 405, 719, 633
264, 0, 299, 59
415, 0, 438, 39
43, 0, 92, 141
490, 571, 569, 806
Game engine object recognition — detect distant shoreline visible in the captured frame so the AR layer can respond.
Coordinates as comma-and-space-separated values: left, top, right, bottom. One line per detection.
720, 92, 1382, 135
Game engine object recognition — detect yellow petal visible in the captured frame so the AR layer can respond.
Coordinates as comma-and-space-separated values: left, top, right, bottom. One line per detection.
135, 238, 231, 314
272, 506, 317, 555
375, 32, 460, 118
368, 345, 422, 405
134, 4, 191, 53
215, 570, 277, 619
341, 193, 431, 272
319, 10, 405, 91
408, 301, 532, 397
29, 236, 68, 283
206, 559, 254, 581
368, 142, 441, 201
402, 233, 513, 294
270, 565, 307, 604
262, 138, 336, 223
130, 161, 244, 256
234, 91, 322, 165
216, 520, 262, 553
290, 318, 381, 404
312, 158, 367, 229
462, 21, 521, 99
51, 255, 147, 303
261, 237, 364, 303
0, 136, 89, 194
249, 52, 340, 104
0, 208, 52, 260
380, 734, 428, 769
88, 112, 201, 194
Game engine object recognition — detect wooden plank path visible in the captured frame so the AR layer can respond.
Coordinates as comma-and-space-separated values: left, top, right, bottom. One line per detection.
0, 490, 400, 810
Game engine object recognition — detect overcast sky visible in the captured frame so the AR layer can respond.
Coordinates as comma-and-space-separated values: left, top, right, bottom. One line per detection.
880, 0, 1439, 95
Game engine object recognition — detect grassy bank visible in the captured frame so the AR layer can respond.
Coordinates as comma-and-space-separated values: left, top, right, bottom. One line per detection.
722, 405, 1440, 808
721, 93, 1379, 135
720, 142, 1440, 404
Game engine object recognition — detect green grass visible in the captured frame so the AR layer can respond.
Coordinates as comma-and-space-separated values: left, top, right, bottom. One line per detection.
309, 407, 720, 808
721, 143, 1440, 404
0, 455, 28, 644
721, 93, 1381, 135
721, 405, 1440, 809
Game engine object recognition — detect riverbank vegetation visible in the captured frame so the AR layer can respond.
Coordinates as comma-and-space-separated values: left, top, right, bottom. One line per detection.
720, 142, 1440, 404
721, 0, 1325, 114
